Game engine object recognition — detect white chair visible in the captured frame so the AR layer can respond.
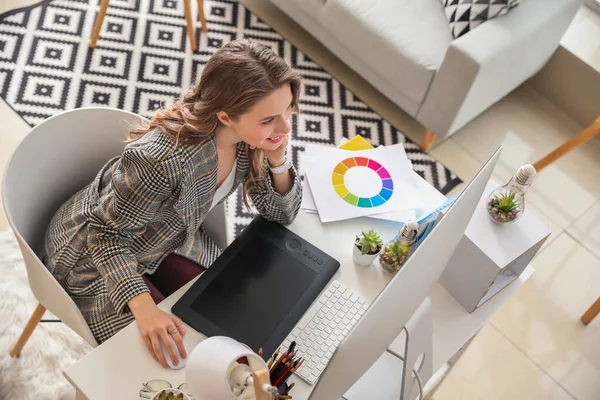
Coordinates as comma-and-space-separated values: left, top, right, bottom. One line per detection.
3, 107, 228, 356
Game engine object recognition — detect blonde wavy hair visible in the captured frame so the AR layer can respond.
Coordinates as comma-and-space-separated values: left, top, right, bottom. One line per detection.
129, 39, 302, 206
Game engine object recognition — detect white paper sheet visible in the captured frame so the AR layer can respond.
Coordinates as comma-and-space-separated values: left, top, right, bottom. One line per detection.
302, 175, 416, 223
304, 144, 423, 223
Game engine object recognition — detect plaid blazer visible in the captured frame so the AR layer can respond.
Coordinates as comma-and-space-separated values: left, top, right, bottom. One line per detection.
43, 129, 302, 343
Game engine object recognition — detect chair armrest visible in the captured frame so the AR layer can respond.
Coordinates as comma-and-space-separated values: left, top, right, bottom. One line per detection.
417, 0, 580, 139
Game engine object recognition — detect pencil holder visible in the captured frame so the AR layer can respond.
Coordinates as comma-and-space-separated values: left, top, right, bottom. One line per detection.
277, 382, 290, 395
185, 336, 271, 400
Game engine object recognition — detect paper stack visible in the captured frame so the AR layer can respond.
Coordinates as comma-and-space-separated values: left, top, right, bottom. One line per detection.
301, 136, 435, 223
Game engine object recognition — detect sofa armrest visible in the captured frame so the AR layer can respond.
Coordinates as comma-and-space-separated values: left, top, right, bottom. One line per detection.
417, 0, 580, 140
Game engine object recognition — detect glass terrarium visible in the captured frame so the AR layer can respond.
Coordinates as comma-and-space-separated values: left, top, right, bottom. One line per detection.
487, 164, 536, 224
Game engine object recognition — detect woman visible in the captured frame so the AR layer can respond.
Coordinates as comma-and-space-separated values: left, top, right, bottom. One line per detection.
43, 39, 303, 368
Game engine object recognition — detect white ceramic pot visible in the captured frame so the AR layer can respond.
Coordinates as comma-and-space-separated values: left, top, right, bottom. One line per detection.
352, 245, 379, 266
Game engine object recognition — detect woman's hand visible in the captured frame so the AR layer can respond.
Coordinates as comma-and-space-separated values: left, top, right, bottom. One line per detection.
128, 293, 187, 368
262, 133, 288, 167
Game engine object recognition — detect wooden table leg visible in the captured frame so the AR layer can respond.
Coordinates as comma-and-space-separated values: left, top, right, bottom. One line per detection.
183, 0, 197, 51
421, 129, 436, 152
533, 117, 600, 172
581, 297, 600, 326
197, 0, 208, 32
90, 0, 110, 48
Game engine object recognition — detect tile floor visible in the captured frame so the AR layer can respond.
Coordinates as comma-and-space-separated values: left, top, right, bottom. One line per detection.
1, 1, 599, 399
562, 2, 600, 73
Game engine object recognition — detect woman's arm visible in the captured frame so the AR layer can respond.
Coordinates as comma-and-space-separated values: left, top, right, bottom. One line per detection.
88, 149, 172, 316
268, 158, 294, 195
88, 148, 187, 368
248, 156, 303, 226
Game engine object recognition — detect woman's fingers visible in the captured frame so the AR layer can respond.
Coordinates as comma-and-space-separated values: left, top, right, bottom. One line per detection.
170, 329, 187, 360
174, 318, 186, 337
143, 335, 158, 363
150, 332, 168, 368
160, 329, 180, 367
173, 319, 187, 358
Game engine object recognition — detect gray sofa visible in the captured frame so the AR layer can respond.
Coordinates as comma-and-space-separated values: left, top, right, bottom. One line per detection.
270, 0, 580, 150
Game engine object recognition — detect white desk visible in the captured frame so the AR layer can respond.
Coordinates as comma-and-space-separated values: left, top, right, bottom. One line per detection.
64, 176, 534, 400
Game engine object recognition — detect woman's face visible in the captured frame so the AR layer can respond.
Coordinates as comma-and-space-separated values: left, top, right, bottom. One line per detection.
222, 84, 294, 151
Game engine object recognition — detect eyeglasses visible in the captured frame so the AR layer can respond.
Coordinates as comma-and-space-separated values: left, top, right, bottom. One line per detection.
139, 380, 194, 399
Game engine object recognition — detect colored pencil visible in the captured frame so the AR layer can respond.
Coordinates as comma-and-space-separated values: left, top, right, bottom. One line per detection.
274, 362, 295, 386
267, 347, 280, 369
270, 351, 288, 374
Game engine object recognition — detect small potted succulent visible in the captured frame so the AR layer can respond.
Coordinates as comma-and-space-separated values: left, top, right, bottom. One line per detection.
379, 239, 409, 274
487, 190, 522, 224
353, 229, 383, 266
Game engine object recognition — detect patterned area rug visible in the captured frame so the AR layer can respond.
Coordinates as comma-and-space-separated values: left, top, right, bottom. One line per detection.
0, 0, 461, 238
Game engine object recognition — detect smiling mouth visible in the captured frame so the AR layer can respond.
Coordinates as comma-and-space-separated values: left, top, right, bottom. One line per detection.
266, 135, 284, 143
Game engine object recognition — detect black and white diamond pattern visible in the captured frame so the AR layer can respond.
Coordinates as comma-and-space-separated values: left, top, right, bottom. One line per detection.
27, 37, 78, 71
0, 0, 461, 240
144, 20, 187, 51
37, 3, 86, 36
0, 69, 13, 98
97, 14, 137, 45
83, 46, 133, 80
0, 31, 23, 63
138, 53, 184, 87
17, 72, 70, 109
2, 9, 30, 28
76, 80, 126, 109
440, 0, 520, 38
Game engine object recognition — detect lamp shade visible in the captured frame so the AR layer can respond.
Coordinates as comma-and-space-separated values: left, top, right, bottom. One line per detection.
185, 336, 269, 400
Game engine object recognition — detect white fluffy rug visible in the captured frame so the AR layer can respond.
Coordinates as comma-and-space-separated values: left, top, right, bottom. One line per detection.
0, 229, 92, 400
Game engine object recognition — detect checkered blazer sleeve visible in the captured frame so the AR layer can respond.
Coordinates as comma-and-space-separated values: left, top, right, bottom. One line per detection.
248, 163, 303, 226
88, 149, 172, 316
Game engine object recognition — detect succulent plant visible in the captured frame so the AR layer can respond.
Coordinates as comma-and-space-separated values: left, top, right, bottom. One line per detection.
379, 239, 409, 272
156, 390, 184, 400
355, 229, 383, 255
492, 191, 521, 213
384, 240, 408, 259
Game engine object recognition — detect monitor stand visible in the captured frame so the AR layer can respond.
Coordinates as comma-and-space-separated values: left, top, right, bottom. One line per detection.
344, 299, 433, 400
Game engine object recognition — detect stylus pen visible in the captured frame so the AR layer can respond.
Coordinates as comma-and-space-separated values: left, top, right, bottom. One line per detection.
287, 341, 296, 354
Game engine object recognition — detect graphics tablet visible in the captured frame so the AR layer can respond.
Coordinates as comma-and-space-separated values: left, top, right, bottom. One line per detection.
172, 216, 340, 357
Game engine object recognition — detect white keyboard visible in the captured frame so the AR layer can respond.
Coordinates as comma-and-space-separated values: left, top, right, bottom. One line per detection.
281, 280, 369, 385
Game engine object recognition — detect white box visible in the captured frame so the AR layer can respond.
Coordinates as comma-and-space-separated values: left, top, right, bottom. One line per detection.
440, 180, 551, 313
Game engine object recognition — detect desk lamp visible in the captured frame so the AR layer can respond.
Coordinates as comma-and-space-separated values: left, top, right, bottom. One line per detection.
185, 336, 276, 400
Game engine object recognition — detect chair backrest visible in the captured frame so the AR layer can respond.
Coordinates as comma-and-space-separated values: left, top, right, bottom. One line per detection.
2, 107, 147, 346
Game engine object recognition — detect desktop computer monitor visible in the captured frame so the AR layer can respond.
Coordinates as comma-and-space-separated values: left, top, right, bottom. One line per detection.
309, 147, 503, 400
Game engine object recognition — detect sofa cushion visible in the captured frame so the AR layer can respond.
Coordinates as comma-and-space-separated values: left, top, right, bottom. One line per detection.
320, 0, 454, 106
440, 0, 521, 38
